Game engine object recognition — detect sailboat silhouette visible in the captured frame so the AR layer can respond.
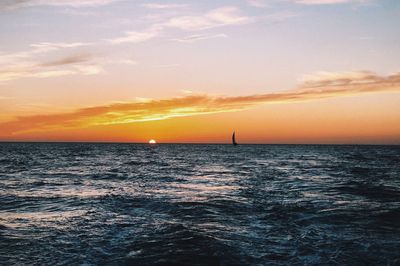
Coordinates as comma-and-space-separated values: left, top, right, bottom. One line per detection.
232, 131, 238, 146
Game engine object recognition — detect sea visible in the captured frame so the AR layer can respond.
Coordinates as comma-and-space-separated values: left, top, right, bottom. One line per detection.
0, 143, 399, 265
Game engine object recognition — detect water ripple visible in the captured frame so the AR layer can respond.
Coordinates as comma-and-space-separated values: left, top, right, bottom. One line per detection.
0, 143, 399, 265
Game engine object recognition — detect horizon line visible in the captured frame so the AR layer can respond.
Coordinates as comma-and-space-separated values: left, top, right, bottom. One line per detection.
0, 141, 399, 146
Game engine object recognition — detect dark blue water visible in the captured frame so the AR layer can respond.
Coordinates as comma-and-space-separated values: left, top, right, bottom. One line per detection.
0, 143, 399, 265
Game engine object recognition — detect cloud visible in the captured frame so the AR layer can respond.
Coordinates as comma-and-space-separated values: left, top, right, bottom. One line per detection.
247, 0, 269, 8
39, 53, 92, 67
0, 65, 101, 81
0, 0, 122, 10
107, 28, 160, 44
30, 42, 91, 51
262, 11, 300, 23
1, 70, 399, 135
0, 53, 100, 81
0, 68, 76, 81
0, 42, 92, 66
293, 0, 364, 5
249, 0, 362, 7
172, 33, 228, 43
163, 6, 252, 31
153, 63, 180, 68
60, 8, 98, 16
141, 3, 188, 9
106, 6, 253, 45
72, 64, 102, 75
300, 70, 381, 87
30, 69, 77, 78
114, 59, 138, 65
0, 41, 99, 82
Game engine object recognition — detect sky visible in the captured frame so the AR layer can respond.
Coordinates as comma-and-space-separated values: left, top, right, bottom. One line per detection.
0, 0, 399, 144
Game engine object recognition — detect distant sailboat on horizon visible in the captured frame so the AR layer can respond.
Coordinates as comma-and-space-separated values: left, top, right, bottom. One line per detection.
232, 131, 238, 146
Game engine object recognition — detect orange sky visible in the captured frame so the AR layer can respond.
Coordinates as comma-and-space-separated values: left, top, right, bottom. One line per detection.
2, 91, 399, 144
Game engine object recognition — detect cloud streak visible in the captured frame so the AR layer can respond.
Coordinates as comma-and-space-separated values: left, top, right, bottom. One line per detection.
163, 6, 252, 31
247, 0, 269, 8
293, 0, 366, 5
107, 6, 251, 44
0, 42, 92, 67
0, 0, 122, 10
107, 28, 160, 44
249, 0, 367, 6
172, 33, 228, 43
1, 70, 399, 135
0, 53, 99, 81
39, 53, 92, 67
141, 3, 188, 9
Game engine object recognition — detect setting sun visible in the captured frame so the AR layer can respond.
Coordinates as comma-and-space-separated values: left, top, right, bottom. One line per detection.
149, 139, 156, 144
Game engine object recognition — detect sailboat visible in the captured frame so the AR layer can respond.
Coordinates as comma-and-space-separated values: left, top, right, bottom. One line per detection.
232, 131, 238, 146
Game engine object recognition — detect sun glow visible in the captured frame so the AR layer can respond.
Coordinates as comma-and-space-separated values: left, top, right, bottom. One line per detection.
149, 139, 156, 144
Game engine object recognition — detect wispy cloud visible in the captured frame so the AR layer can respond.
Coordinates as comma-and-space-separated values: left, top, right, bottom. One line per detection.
0, 68, 74, 81
2, 70, 399, 135
248, 0, 362, 7
107, 28, 160, 44
29, 69, 78, 78
0, 0, 122, 10
39, 53, 92, 67
0, 53, 100, 81
60, 8, 98, 16
293, 0, 365, 5
0, 40, 99, 82
0, 65, 101, 81
107, 6, 250, 45
172, 33, 228, 43
300, 70, 383, 87
30, 42, 91, 51
153, 63, 180, 68
114, 59, 138, 65
163, 6, 252, 31
141, 3, 188, 9
0, 41, 92, 66
247, 0, 269, 8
